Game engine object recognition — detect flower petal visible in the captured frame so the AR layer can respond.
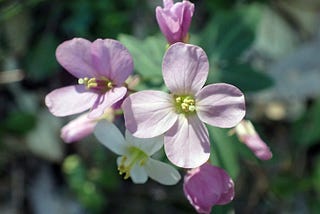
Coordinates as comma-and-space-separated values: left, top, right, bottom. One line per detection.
128, 159, 148, 184
164, 115, 210, 168
88, 86, 127, 118
125, 130, 164, 156
196, 83, 246, 128
122, 90, 178, 138
56, 38, 97, 78
94, 120, 127, 155
60, 113, 97, 143
91, 39, 133, 86
162, 43, 209, 95
183, 163, 234, 213
144, 158, 181, 185
45, 85, 98, 117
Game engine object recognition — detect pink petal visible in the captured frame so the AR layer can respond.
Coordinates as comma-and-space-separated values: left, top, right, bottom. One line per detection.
164, 115, 210, 168
56, 38, 97, 78
122, 90, 178, 138
196, 83, 246, 128
91, 39, 133, 86
88, 86, 127, 119
163, 43, 209, 95
156, 1, 194, 44
183, 163, 234, 213
45, 85, 98, 117
60, 113, 97, 143
243, 135, 273, 160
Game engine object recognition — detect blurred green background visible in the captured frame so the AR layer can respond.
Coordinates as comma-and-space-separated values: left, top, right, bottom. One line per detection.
1, 0, 320, 213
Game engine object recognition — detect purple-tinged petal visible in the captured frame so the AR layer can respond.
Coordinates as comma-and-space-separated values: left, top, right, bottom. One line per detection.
56, 38, 97, 78
242, 135, 273, 160
235, 120, 272, 160
156, 0, 194, 44
60, 113, 97, 143
196, 83, 246, 128
88, 86, 127, 119
144, 158, 181, 185
164, 115, 210, 168
183, 163, 234, 214
163, 43, 209, 95
91, 39, 133, 86
122, 90, 178, 138
163, 0, 174, 8
94, 121, 127, 155
125, 130, 164, 156
45, 85, 98, 117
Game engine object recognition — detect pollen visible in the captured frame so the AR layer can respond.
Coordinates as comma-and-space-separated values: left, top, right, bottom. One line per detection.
78, 77, 113, 92
174, 95, 196, 114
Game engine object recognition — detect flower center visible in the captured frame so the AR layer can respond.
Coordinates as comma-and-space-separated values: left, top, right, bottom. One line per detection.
78, 77, 113, 92
118, 147, 148, 180
174, 95, 196, 114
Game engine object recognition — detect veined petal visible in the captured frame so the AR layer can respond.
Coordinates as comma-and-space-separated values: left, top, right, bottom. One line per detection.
56, 38, 97, 78
45, 85, 98, 117
128, 159, 148, 184
122, 90, 178, 138
125, 130, 164, 156
196, 83, 246, 128
60, 113, 97, 143
163, 43, 209, 95
164, 115, 210, 168
94, 120, 127, 155
91, 39, 133, 86
88, 86, 127, 119
144, 158, 181, 185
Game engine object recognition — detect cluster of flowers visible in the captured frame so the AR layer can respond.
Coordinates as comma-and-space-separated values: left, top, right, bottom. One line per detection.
45, 0, 272, 213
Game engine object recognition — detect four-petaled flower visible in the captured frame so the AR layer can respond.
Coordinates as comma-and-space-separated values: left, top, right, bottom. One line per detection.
122, 42, 246, 168
183, 163, 234, 214
45, 38, 133, 119
234, 120, 272, 160
94, 120, 181, 185
156, 0, 194, 45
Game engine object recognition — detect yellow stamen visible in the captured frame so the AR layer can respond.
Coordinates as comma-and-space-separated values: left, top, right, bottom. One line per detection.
117, 147, 148, 180
174, 95, 196, 114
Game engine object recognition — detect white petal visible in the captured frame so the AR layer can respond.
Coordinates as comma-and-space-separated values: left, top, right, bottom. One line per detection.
130, 162, 148, 184
144, 158, 181, 185
125, 130, 164, 156
94, 120, 127, 155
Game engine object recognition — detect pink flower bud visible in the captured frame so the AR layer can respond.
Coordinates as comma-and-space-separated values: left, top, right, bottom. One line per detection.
156, 0, 194, 45
183, 163, 234, 214
235, 120, 272, 160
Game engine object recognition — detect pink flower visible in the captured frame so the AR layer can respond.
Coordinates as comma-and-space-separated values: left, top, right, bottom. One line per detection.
234, 120, 272, 160
60, 108, 115, 143
183, 163, 234, 214
122, 43, 245, 168
156, 0, 194, 44
45, 38, 133, 118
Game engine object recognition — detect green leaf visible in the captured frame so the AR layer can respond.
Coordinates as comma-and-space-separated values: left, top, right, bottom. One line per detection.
219, 62, 273, 92
208, 126, 240, 179
118, 34, 166, 82
200, 4, 262, 61
292, 99, 320, 147
25, 34, 59, 81
4, 111, 36, 135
